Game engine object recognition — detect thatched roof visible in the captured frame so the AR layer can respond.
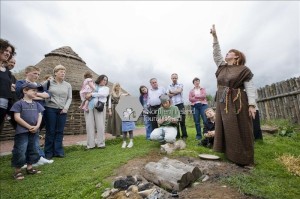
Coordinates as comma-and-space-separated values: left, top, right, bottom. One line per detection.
15, 46, 113, 91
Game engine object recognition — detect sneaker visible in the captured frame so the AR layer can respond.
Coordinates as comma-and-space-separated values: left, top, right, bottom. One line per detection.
32, 162, 42, 167
127, 141, 133, 148
196, 136, 202, 140
39, 157, 54, 164
122, 141, 127, 148
159, 139, 166, 145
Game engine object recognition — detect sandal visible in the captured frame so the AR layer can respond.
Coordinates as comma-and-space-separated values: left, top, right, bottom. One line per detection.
26, 168, 41, 175
13, 172, 24, 180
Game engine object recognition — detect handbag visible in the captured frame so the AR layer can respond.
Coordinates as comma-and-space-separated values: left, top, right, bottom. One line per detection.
95, 99, 104, 112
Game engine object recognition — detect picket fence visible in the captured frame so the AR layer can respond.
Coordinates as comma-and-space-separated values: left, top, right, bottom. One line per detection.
256, 77, 300, 124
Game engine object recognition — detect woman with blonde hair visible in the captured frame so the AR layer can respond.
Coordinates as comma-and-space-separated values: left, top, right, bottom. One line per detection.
107, 82, 128, 137
44, 65, 72, 159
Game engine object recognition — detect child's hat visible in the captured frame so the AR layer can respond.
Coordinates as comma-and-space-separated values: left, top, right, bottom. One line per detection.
21, 82, 44, 92
159, 94, 170, 103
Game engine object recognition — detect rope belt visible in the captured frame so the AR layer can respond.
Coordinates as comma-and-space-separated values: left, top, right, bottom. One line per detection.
219, 86, 242, 114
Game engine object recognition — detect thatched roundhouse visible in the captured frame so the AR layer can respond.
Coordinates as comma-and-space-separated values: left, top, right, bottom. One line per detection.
1, 46, 116, 141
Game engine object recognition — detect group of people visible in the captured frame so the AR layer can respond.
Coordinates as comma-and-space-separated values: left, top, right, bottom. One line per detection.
0, 24, 263, 180
1, 39, 73, 180
137, 73, 213, 145
79, 74, 135, 150
137, 24, 263, 168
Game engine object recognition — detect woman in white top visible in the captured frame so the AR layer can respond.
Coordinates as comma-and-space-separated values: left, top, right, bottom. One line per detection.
84, 75, 109, 149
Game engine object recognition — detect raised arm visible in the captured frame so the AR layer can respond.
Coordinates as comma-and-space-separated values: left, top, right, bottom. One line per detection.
210, 24, 226, 67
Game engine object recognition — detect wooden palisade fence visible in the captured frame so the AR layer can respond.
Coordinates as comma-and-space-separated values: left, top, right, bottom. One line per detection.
256, 77, 300, 124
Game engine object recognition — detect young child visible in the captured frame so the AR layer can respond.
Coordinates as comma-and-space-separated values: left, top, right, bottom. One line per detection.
121, 121, 135, 148
199, 108, 215, 148
10, 82, 45, 180
15, 65, 53, 167
79, 71, 95, 112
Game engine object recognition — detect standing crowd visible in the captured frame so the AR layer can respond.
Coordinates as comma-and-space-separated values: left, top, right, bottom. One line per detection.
0, 25, 263, 180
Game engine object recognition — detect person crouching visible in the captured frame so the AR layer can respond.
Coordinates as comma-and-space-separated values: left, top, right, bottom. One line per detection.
199, 108, 215, 148
150, 94, 180, 144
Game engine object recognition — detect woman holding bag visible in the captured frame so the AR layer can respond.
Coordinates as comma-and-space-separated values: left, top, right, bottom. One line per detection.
84, 74, 110, 149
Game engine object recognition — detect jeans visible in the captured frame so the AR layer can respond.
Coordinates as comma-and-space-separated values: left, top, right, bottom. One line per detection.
253, 110, 263, 140
35, 130, 45, 157
144, 115, 152, 140
44, 107, 67, 159
149, 105, 160, 130
192, 103, 208, 139
11, 132, 39, 168
175, 103, 187, 139
0, 107, 7, 127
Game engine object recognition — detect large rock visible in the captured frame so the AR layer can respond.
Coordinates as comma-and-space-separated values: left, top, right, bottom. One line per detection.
261, 125, 278, 134
160, 140, 186, 154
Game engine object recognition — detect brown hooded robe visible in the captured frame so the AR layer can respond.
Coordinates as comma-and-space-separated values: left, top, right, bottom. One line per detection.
213, 64, 254, 165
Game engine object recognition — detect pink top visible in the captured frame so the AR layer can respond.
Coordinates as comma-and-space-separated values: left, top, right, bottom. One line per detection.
189, 87, 208, 105
79, 78, 95, 101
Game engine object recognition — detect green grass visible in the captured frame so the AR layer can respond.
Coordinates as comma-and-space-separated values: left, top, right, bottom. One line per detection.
224, 133, 300, 199
1, 117, 300, 199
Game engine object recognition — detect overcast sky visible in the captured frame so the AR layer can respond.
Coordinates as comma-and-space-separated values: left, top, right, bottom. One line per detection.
1, 1, 299, 102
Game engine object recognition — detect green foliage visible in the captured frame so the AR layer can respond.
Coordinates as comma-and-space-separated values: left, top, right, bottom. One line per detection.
206, 94, 214, 102
262, 119, 298, 137
135, 116, 144, 127
279, 127, 295, 137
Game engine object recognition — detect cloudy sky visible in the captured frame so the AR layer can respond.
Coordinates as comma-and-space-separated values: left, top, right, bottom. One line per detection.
1, 1, 299, 102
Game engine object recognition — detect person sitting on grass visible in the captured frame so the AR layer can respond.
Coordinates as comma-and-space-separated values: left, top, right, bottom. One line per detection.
150, 94, 180, 144
198, 108, 215, 148
10, 82, 45, 180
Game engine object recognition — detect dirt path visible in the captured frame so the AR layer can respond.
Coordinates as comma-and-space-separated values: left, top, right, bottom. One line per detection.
0, 128, 146, 156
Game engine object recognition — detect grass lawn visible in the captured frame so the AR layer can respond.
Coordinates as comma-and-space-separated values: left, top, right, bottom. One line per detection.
0, 116, 299, 199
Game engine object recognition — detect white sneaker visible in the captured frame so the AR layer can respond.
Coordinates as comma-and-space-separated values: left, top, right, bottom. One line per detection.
127, 141, 133, 148
122, 141, 127, 148
39, 157, 54, 164
32, 162, 42, 167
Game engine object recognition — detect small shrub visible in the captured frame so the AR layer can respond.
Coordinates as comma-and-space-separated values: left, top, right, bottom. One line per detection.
262, 119, 298, 137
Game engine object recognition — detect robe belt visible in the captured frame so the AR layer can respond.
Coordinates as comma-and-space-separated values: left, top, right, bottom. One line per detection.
218, 86, 242, 114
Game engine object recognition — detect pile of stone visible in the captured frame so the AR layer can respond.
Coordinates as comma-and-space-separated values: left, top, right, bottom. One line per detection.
102, 157, 202, 199
101, 175, 172, 199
